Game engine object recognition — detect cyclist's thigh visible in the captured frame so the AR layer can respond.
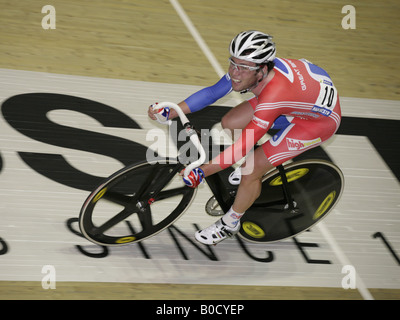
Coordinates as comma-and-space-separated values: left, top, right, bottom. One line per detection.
221, 100, 254, 131
241, 143, 275, 178
262, 117, 336, 166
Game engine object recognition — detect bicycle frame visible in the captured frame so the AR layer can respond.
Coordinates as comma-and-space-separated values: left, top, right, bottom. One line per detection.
204, 164, 298, 215
154, 102, 297, 216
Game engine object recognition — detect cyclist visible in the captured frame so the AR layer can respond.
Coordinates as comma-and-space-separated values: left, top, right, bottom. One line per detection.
148, 30, 341, 245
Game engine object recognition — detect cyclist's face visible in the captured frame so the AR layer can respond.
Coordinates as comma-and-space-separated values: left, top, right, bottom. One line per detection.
228, 57, 260, 92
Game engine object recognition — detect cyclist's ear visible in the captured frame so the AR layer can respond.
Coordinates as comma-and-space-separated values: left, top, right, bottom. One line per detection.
259, 63, 269, 74
257, 61, 273, 75
256, 64, 268, 82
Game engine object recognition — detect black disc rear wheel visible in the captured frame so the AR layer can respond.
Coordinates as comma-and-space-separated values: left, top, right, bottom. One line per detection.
239, 159, 344, 243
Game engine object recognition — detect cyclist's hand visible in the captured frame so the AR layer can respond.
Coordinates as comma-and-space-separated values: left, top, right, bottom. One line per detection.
148, 103, 170, 124
182, 167, 205, 188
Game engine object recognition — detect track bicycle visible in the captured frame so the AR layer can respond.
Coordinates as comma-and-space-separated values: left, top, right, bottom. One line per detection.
79, 102, 344, 246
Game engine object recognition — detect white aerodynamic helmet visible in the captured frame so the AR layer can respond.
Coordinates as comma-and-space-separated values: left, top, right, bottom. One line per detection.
229, 30, 276, 64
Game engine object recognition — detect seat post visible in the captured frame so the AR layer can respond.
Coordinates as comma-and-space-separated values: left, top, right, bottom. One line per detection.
277, 165, 296, 213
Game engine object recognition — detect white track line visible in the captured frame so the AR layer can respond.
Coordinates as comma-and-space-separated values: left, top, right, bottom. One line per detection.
169, 0, 225, 78
317, 220, 374, 300
170, 0, 374, 300
169, 0, 242, 104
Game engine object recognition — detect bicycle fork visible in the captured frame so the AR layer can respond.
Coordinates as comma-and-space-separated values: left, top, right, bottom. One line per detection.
138, 162, 185, 210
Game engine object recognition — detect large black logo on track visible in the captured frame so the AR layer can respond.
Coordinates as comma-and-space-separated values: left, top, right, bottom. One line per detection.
1, 93, 399, 265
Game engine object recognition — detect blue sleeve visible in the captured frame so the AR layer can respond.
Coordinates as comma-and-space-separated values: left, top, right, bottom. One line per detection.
184, 73, 232, 112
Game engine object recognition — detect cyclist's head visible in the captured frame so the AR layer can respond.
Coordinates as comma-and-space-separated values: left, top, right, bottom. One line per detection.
229, 30, 276, 66
229, 31, 276, 93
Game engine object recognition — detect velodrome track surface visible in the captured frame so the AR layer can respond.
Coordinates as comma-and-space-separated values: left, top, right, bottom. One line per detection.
0, 0, 399, 301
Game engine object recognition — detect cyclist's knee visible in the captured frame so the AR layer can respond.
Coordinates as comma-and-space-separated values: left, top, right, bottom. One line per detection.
221, 103, 251, 131
221, 113, 233, 131
240, 166, 264, 185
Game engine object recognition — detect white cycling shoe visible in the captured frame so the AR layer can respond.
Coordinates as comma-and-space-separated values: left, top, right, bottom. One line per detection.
195, 218, 240, 245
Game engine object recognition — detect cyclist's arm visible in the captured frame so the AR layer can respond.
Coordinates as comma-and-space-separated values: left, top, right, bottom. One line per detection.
185, 73, 232, 112
167, 73, 232, 119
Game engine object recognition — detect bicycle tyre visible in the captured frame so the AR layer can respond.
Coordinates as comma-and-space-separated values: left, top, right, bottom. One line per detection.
238, 159, 344, 243
79, 158, 196, 246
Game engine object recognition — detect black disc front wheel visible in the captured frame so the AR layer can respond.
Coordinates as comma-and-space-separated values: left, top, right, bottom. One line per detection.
79, 159, 196, 246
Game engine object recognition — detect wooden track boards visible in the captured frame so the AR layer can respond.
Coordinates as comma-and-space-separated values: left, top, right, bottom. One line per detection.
0, 0, 399, 300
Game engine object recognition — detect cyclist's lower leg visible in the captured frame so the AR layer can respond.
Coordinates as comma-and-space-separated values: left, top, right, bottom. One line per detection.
195, 147, 274, 245
229, 147, 274, 216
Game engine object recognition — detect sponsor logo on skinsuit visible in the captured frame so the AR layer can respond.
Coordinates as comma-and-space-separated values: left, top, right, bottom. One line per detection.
252, 116, 270, 129
286, 137, 321, 151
